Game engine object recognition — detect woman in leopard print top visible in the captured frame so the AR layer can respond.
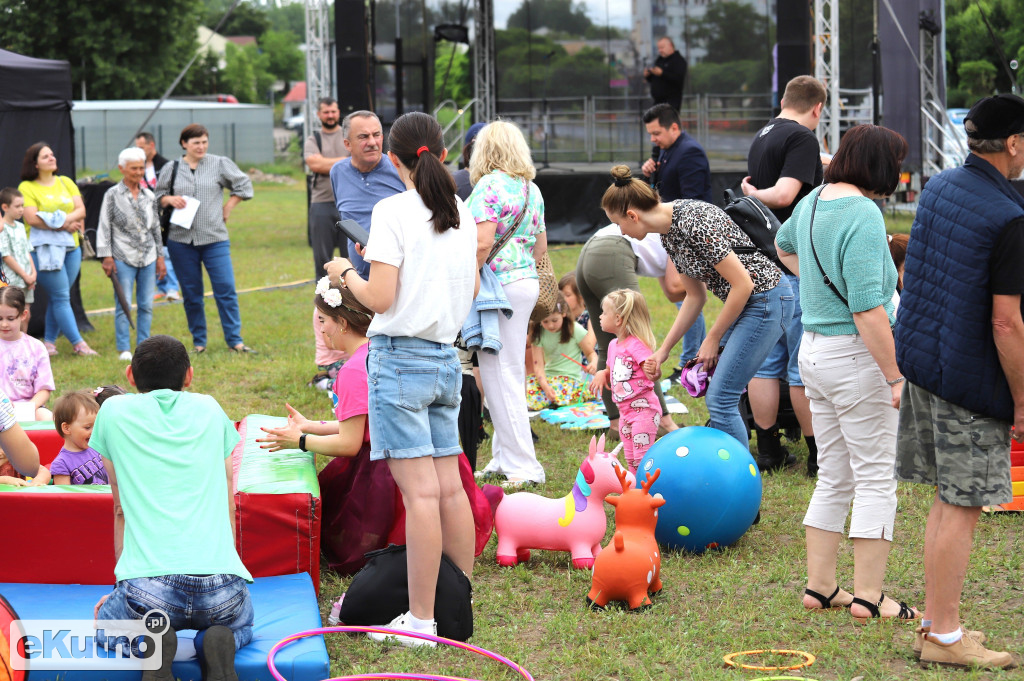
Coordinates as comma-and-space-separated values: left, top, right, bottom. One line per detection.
601, 165, 794, 449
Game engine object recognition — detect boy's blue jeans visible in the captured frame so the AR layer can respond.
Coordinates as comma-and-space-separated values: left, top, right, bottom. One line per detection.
97, 574, 253, 652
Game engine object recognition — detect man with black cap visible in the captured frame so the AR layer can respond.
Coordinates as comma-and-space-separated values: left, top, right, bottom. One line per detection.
894, 94, 1024, 670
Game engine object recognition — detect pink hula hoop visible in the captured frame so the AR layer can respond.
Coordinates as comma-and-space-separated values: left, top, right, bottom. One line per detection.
266, 626, 534, 681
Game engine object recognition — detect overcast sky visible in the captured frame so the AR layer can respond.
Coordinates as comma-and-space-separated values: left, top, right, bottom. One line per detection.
491, 0, 633, 30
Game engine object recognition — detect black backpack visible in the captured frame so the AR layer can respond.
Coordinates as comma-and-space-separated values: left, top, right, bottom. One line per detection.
338, 544, 474, 641
722, 188, 793, 276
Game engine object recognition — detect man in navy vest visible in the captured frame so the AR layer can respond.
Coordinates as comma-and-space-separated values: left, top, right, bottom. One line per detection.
894, 94, 1024, 670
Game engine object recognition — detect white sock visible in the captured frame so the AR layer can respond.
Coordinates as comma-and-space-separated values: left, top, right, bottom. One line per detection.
921, 618, 932, 628
406, 613, 435, 631
931, 627, 963, 645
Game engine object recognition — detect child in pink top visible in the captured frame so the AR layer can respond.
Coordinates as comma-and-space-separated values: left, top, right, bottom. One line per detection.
590, 289, 663, 472
0, 287, 53, 420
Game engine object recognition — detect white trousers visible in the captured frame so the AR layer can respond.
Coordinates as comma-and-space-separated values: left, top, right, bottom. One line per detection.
479, 277, 544, 483
799, 331, 898, 540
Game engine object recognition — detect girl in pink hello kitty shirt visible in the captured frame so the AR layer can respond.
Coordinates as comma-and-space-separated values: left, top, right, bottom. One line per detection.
590, 289, 662, 472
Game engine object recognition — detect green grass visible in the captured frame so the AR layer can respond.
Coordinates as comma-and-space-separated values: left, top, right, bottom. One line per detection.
54, 187, 1021, 681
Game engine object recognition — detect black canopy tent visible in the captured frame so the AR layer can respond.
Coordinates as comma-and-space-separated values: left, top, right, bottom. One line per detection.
0, 48, 91, 334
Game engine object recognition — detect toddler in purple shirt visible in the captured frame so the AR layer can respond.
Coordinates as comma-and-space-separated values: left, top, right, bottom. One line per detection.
49, 390, 107, 485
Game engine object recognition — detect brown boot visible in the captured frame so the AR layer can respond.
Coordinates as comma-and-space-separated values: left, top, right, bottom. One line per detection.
913, 625, 986, 659
920, 632, 1017, 670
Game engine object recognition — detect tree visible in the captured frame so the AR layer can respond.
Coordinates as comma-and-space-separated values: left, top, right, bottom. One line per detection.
946, 0, 1024, 95
260, 29, 304, 83
0, 0, 202, 100
958, 60, 998, 99
220, 42, 274, 103
694, 1, 771, 63
507, 0, 593, 36
435, 42, 472, 104
208, 0, 270, 36
264, 1, 306, 37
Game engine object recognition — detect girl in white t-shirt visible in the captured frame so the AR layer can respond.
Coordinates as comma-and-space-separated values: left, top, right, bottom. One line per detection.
326, 111, 479, 648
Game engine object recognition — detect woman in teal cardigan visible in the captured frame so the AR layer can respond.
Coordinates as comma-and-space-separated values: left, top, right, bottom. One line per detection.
775, 124, 919, 623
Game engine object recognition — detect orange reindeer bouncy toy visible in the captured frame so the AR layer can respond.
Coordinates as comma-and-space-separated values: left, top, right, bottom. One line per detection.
586, 467, 666, 610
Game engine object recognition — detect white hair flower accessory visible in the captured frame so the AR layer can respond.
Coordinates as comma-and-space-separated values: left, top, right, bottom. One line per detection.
315, 276, 332, 297
322, 288, 343, 308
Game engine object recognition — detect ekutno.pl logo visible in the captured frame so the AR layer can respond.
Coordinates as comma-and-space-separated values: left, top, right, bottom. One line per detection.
10, 610, 169, 671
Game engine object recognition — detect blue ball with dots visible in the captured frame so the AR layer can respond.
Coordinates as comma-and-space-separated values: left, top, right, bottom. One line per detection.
637, 426, 762, 553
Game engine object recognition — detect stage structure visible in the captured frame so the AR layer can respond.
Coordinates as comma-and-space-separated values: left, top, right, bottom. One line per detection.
473, 0, 496, 122
813, 0, 840, 154
305, 0, 332, 133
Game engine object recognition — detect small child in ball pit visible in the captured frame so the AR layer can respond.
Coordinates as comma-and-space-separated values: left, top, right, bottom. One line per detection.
49, 389, 107, 485
590, 288, 663, 472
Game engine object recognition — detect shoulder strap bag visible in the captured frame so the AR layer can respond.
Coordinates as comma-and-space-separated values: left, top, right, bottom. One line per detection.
158, 160, 180, 246
808, 184, 849, 307
484, 180, 530, 264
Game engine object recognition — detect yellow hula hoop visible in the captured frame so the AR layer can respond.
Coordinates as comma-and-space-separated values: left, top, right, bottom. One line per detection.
722, 649, 816, 671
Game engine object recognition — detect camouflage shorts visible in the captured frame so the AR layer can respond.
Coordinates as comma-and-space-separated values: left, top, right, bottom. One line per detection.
895, 382, 1012, 507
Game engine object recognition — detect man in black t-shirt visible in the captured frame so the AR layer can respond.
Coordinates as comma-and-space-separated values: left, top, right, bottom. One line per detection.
740, 76, 826, 474
644, 37, 687, 112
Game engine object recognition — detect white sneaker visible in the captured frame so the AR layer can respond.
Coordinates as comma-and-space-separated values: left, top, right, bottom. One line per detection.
165, 291, 181, 302
366, 611, 437, 648
118, 351, 133, 361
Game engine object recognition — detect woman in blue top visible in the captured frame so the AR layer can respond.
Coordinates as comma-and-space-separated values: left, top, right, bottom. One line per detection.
774, 124, 918, 622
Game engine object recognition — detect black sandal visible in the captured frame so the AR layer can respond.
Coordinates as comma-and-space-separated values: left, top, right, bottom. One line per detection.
851, 592, 919, 624
804, 585, 849, 611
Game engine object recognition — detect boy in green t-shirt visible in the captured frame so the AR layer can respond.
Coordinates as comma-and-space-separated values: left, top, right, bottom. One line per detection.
91, 335, 252, 681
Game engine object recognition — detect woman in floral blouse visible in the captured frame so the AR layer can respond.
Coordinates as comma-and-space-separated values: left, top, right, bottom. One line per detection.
601, 164, 794, 449
467, 121, 548, 486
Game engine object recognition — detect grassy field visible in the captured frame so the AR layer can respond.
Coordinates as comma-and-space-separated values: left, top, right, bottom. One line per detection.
54, 181, 1021, 681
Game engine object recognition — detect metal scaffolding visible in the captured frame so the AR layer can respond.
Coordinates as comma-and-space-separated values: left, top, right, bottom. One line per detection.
919, 14, 945, 176
305, 0, 332, 134
813, 0, 840, 154
473, 0, 496, 122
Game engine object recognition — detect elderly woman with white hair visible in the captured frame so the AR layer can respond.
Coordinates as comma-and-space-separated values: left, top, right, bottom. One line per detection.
96, 147, 166, 360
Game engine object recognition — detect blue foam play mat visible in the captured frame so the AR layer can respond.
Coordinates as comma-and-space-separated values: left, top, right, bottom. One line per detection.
0, 573, 328, 681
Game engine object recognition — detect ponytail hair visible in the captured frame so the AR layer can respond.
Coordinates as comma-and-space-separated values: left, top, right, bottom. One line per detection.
602, 288, 657, 352
388, 112, 460, 234
601, 164, 660, 219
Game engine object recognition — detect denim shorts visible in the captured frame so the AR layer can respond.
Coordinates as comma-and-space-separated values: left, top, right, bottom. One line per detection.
97, 574, 254, 652
367, 335, 463, 461
754, 273, 804, 385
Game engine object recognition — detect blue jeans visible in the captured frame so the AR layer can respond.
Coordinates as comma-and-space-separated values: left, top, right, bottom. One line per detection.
367, 335, 463, 461
707, 279, 795, 448
114, 259, 156, 352
32, 246, 83, 345
157, 246, 180, 295
97, 574, 253, 652
676, 305, 707, 367
166, 240, 243, 348
754, 273, 805, 385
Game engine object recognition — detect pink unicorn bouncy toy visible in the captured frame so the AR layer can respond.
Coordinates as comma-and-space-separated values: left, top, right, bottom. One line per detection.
494, 435, 634, 569
587, 466, 666, 610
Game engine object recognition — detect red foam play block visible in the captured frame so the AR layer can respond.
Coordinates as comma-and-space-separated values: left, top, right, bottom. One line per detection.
23, 424, 64, 467
0, 489, 115, 584
1012, 448, 1024, 468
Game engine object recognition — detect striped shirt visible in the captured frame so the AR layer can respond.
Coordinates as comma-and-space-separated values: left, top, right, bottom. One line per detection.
0, 391, 16, 432
96, 181, 162, 267
154, 154, 253, 246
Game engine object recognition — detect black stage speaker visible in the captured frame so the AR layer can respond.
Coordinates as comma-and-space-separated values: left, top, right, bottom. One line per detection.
776, 0, 812, 99
336, 0, 373, 113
